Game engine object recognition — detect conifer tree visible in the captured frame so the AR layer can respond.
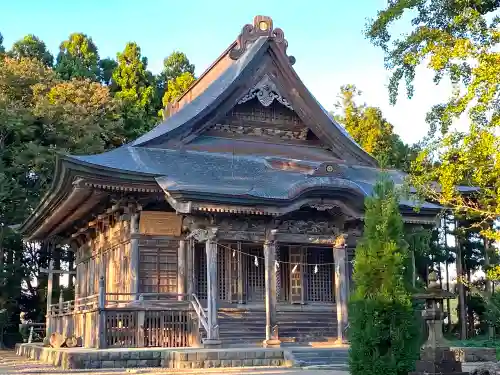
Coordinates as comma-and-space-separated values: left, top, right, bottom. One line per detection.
55, 33, 100, 81
0, 32, 4, 54
349, 174, 420, 375
9, 34, 53, 67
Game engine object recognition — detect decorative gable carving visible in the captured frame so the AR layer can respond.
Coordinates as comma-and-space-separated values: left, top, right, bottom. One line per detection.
229, 15, 296, 65
208, 99, 316, 142
238, 75, 293, 110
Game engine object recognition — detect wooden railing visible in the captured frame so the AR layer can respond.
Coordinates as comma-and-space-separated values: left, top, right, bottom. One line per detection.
46, 280, 205, 348
105, 308, 198, 348
190, 293, 208, 333
49, 294, 99, 315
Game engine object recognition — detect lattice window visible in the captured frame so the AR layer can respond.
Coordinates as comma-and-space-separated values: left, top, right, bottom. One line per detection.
139, 237, 178, 294
195, 243, 207, 299
289, 246, 304, 304
244, 245, 265, 302
305, 247, 334, 303
217, 243, 229, 301
278, 248, 290, 302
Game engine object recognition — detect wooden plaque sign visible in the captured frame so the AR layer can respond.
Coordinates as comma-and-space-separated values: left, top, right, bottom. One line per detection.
139, 211, 182, 237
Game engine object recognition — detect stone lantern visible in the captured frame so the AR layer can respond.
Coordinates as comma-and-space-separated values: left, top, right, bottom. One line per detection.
410, 272, 468, 375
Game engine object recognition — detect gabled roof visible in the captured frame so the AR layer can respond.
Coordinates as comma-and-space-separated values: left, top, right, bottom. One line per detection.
131, 16, 377, 166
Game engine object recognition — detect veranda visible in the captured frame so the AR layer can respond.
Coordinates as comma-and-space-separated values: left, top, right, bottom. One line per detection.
48, 236, 351, 349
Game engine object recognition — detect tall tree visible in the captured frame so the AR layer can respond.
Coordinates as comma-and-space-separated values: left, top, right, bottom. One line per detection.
0, 56, 123, 339
111, 42, 157, 141
0, 32, 5, 54
159, 51, 195, 91
334, 84, 415, 170
9, 35, 53, 67
366, 1, 500, 241
112, 42, 155, 111
349, 174, 420, 375
161, 71, 195, 115
55, 33, 100, 80
99, 58, 117, 86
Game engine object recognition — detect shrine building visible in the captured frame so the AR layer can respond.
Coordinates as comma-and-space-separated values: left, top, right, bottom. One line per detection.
19, 15, 440, 349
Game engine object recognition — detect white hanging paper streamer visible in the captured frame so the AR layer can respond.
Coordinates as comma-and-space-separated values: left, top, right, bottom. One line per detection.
314, 264, 318, 274
292, 264, 298, 274
254, 256, 259, 267
275, 260, 279, 272
232, 250, 236, 258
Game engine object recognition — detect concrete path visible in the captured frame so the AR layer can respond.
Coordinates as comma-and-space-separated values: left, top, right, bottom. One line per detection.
0, 350, 348, 375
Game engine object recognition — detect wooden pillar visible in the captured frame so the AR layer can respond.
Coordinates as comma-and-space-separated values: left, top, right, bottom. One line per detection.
263, 230, 280, 347
186, 239, 195, 296
204, 228, 221, 346
97, 276, 107, 349
237, 241, 244, 304
334, 238, 348, 344
178, 240, 187, 301
45, 259, 54, 338
130, 211, 140, 298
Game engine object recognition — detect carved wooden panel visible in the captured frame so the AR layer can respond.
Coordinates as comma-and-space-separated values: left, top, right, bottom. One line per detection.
139, 211, 182, 237
210, 100, 313, 141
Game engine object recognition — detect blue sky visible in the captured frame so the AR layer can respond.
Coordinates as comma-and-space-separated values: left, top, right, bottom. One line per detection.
1, 0, 453, 145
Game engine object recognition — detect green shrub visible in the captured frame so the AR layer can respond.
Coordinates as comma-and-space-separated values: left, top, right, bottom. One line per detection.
348, 175, 420, 375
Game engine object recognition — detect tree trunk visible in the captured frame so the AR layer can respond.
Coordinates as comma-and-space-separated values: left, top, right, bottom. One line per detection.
483, 236, 494, 338
456, 224, 467, 340
53, 247, 61, 291
411, 248, 416, 288
0, 226, 4, 278
466, 268, 474, 338
443, 216, 452, 333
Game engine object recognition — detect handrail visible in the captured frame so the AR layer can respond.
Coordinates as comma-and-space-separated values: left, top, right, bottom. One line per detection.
191, 294, 207, 319
190, 293, 208, 334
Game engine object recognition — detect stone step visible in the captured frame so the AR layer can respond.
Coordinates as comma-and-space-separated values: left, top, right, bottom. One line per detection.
291, 348, 349, 368
214, 309, 338, 345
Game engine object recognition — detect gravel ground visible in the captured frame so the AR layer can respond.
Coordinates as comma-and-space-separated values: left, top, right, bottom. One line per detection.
0, 351, 348, 375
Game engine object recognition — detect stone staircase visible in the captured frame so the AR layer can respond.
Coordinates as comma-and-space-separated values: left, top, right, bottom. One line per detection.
214, 307, 338, 346
290, 347, 349, 370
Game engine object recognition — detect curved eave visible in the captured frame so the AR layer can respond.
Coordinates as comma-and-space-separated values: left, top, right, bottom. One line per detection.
164, 183, 440, 224
168, 185, 366, 208
19, 155, 162, 240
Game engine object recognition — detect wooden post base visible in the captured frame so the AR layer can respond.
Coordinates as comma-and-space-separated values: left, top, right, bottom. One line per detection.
263, 339, 281, 348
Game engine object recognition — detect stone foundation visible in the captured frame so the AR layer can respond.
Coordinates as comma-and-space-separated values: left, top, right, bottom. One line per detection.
451, 347, 497, 363
16, 343, 294, 370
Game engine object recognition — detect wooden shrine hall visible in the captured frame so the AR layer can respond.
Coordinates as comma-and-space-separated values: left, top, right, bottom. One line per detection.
19, 15, 440, 349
